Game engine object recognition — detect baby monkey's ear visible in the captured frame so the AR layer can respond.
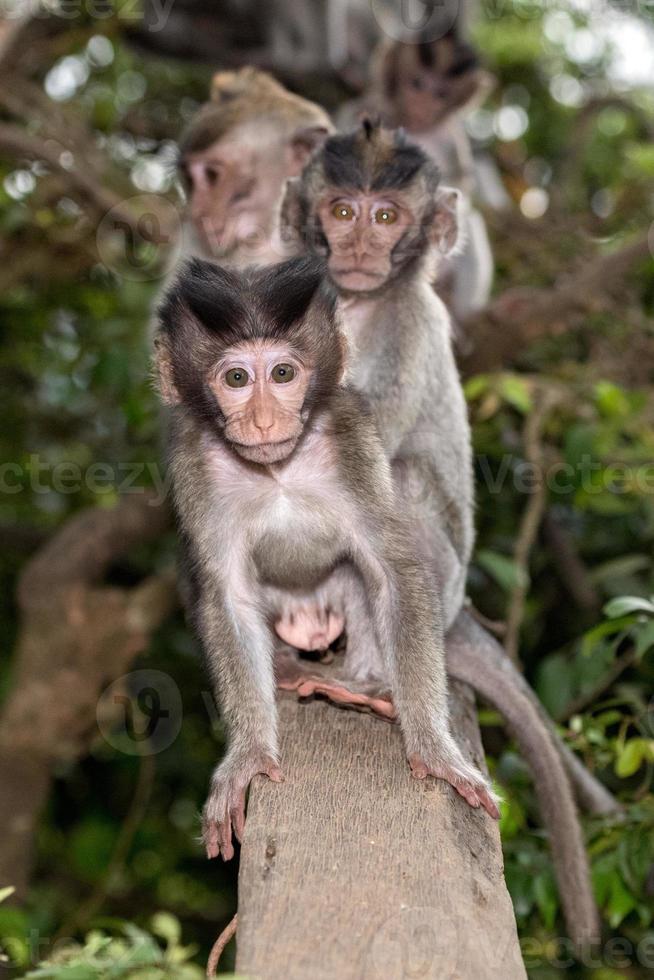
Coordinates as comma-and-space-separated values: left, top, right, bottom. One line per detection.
429, 187, 462, 256
153, 336, 181, 406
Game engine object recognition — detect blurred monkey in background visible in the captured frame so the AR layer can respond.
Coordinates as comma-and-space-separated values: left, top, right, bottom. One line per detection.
339, 28, 496, 319
177, 68, 332, 269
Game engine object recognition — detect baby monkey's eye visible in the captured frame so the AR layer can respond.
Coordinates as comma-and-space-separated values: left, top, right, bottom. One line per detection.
271, 363, 296, 384
225, 367, 249, 388
374, 207, 398, 225
332, 203, 355, 221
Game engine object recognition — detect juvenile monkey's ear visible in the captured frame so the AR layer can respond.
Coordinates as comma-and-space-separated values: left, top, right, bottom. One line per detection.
289, 125, 331, 172
153, 337, 181, 406
430, 187, 462, 256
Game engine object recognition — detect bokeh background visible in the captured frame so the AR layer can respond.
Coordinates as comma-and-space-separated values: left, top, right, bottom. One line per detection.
1, 0, 653, 976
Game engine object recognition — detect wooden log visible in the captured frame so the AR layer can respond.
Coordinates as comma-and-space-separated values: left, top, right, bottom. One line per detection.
236, 682, 526, 979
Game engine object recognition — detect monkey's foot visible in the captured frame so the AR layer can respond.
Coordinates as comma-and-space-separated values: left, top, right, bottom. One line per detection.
408, 752, 500, 820
274, 605, 344, 652
202, 754, 283, 861
276, 650, 396, 721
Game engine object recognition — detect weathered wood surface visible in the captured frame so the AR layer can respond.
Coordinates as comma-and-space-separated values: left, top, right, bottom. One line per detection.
236, 682, 526, 980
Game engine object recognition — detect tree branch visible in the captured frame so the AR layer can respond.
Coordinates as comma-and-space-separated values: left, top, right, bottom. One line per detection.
0, 493, 177, 898
504, 389, 559, 664
459, 233, 652, 376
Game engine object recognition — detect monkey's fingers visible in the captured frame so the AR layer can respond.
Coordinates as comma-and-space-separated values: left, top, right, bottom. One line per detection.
203, 815, 233, 862
408, 754, 500, 820
218, 818, 235, 861
230, 795, 247, 847
203, 761, 282, 861
475, 786, 501, 820
204, 821, 222, 861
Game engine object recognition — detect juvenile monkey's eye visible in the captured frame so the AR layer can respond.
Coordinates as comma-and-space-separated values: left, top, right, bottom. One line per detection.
271, 363, 296, 383
205, 166, 220, 186
374, 208, 398, 225
225, 368, 249, 388
332, 203, 355, 221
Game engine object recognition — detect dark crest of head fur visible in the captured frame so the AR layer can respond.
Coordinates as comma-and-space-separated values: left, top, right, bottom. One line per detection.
320, 119, 439, 193
157, 256, 343, 430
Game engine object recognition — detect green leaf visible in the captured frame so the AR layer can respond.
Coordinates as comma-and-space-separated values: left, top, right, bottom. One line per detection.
533, 872, 558, 929
150, 912, 181, 945
603, 596, 654, 619
535, 652, 576, 718
580, 615, 634, 658
475, 549, 528, 592
606, 875, 639, 928
590, 554, 652, 585
634, 619, 654, 658
464, 375, 489, 401
615, 738, 653, 778
595, 381, 630, 419
498, 376, 533, 414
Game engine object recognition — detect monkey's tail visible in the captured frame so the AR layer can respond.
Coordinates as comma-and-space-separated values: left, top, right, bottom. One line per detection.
456, 610, 621, 816
446, 612, 601, 949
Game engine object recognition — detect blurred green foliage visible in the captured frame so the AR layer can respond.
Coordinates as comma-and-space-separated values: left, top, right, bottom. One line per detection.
1, 2, 653, 977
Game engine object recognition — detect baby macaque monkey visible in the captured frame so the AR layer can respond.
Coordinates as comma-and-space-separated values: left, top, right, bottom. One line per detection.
155, 256, 499, 860
178, 68, 332, 268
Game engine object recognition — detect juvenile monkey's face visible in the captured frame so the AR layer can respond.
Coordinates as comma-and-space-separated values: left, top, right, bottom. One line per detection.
182, 130, 290, 259
210, 341, 311, 464
317, 191, 413, 293
394, 50, 478, 132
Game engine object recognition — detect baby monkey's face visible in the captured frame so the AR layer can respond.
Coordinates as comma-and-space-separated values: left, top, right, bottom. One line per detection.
211, 340, 311, 464
317, 190, 414, 293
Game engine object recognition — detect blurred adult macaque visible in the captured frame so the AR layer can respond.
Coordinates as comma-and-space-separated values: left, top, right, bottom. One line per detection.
178, 68, 332, 268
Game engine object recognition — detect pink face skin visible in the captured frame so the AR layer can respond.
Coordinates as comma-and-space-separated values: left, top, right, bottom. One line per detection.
183, 122, 316, 260
210, 341, 311, 464
317, 191, 414, 293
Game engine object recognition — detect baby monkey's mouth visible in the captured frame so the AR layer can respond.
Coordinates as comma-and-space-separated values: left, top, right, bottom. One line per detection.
233, 437, 298, 465
331, 266, 383, 279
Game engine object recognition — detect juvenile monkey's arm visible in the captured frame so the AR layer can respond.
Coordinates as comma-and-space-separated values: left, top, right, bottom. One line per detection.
197, 575, 282, 860
355, 536, 499, 818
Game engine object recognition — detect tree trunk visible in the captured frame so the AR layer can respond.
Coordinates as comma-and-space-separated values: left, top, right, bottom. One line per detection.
235, 686, 525, 979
